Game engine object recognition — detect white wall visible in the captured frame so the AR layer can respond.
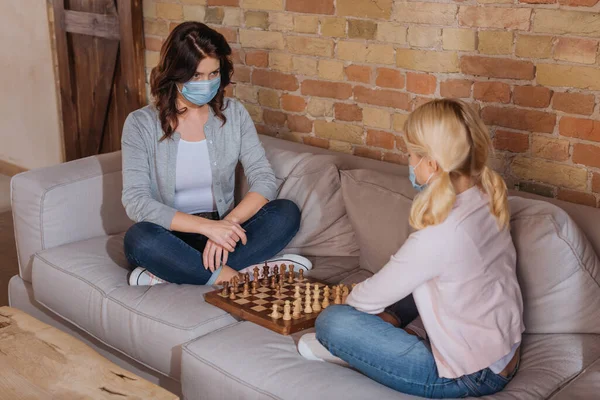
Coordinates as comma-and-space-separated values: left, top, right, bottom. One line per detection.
0, 1, 63, 170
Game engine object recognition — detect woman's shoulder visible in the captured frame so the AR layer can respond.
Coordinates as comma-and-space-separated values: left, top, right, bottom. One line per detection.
221, 97, 247, 118
123, 105, 160, 140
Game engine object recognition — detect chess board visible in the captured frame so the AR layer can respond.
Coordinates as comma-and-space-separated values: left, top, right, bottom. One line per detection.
204, 267, 350, 335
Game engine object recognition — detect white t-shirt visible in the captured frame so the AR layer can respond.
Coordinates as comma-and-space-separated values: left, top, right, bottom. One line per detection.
173, 139, 216, 214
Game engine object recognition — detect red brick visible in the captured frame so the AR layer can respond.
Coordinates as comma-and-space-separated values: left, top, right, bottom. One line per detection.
144, 36, 163, 52
383, 152, 408, 165
493, 130, 529, 153
231, 48, 243, 64
263, 110, 287, 127
407, 73, 436, 95
376, 68, 405, 89
474, 82, 511, 103
256, 124, 286, 136
252, 69, 299, 91
287, 115, 313, 133
532, 136, 569, 161
557, 189, 597, 207
245, 50, 268, 67
554, 38, 598, 64
208, 0, 239, 5
482, 106, 556, 133
367, 130, 396, 150
553, 93, 596, 116
513, 86, 553, 108
558, 0, 599, 6
303, 136, 330, 149
345, 65, 372, 84
412, 97, 434, 110
286, 0, 335, 14
233, 65, 251, 83
335, 103, 363, 122
520, 0, 555, 3
460, 56, 535, 80
593, 172, 600, 193
354, 86, 411, 110
440, 79, 472, 98
224, 85, 234, 98
560, 117, 600, 142
301, 80, 353, 100
396, 135, 407, 152
281, 95, 306, 112
212, 26, 237, 43
354, 146, 382, 161
573, 143, 600, 168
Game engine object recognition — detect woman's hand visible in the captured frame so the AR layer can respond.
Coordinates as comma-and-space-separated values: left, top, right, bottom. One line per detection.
199, 219, 247, 252
203, 239, 229, 273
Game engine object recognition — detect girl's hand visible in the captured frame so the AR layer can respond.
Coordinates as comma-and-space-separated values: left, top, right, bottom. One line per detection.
203, 239, 229, 272
199, 219, 247, 252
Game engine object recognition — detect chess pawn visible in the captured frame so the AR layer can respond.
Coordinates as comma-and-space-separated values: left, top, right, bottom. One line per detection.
292, 298, 302, 319
323, 286, 330, 300
342, 285, 350, 303
251, 280, 258, 294
270, 304, 280, 319
243, 282, 249, 296
294, 286, 301, 299
231, 277, 239, 293
305, 282, 311, 294
287, 265, 295, 284
312, 287, 321, 312
275, 285, 282, 298
304, 292, 313, 314
262, 264, 269, 278
229, 289, 236, 300
270, 275, 277, 289
274, 265, 279, 277
253, 267, 260, 286
283, 300, 292, 321
334, 286, 342, 304
221, 282, 230, 297
322, 295, 330, 309
244, 273, 250, 285
298, 268, 304, 281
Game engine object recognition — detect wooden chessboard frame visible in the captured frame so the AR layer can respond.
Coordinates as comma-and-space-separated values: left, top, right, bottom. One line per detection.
204, 275, 335, 336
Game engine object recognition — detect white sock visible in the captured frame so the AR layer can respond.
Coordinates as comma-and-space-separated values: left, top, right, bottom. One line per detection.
128, 267, 167, 286
297, 333, 349, 367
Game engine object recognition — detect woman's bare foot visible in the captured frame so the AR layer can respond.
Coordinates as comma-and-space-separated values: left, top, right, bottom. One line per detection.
214, 265, 240, 285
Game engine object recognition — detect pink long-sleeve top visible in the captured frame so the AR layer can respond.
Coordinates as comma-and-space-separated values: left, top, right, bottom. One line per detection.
346, 186, 525, 379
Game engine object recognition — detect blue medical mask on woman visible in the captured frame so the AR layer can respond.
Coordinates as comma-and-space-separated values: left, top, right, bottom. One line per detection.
409, 157, 433, 191
178, 75, 221, 106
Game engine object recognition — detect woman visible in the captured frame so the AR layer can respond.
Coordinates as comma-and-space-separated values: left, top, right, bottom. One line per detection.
304, 99, 524, 398
121, 22, 302, 286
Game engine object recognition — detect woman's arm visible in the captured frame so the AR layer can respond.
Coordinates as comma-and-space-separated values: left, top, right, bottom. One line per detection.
223, 192, 268, 224
346, 234, 442, 315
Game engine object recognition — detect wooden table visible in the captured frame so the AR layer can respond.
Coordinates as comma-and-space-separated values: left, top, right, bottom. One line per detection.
0, 307, 178, 400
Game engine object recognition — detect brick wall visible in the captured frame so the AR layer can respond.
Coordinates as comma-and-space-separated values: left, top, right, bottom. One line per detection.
143, 0, 600, 207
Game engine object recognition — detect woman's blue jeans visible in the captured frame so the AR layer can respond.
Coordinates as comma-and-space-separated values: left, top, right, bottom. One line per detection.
315, 305, 516, 398
123, 199, 301, 285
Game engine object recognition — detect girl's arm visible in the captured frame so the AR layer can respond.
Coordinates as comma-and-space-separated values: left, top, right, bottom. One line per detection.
223, 192, 268, 224
346, 234, 443, 314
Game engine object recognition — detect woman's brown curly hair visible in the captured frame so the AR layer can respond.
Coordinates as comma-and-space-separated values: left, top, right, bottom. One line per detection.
150, 22, 234, 140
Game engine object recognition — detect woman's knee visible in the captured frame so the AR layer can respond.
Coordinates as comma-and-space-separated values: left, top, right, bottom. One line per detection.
315, 305, 357, 345
123, 221, 164, 259
268, 199, 301, 232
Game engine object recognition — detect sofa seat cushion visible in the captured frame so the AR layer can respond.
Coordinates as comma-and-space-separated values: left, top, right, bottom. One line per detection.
510, 196, 600, 334
550, 356, 600, 400
31, 233, 237, 379
181, 322, 600, 400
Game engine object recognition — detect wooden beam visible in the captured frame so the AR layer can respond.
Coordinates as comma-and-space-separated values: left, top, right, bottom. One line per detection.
64, 10, 120, 41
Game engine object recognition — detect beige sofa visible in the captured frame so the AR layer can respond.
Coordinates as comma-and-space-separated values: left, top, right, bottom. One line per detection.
8, 135, 600, 399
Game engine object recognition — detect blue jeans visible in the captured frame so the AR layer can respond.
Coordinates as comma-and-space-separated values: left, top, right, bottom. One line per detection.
315, 305, 516, 398
123, 199, 301, 285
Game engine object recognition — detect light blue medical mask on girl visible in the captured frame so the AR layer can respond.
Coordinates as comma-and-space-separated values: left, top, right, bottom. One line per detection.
409, 157, 434, 192
178, 75, 221, 106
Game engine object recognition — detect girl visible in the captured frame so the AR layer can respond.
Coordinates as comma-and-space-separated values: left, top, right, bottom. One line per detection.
121, 22, 302, 286
308, 99, 524, 398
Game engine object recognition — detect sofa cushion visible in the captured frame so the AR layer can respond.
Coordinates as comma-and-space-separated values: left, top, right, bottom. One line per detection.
340, 169, 416, 274
510, 196, 600, 334
31, 234, 237, 379
181, 321, 600, 400
280, 156, 359, 259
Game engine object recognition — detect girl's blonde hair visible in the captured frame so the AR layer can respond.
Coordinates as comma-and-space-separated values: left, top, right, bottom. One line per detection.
404, 99, 509, 231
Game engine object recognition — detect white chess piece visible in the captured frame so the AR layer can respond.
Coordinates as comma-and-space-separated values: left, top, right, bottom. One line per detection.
270, 303, 280, 319
283, 300, 292, 321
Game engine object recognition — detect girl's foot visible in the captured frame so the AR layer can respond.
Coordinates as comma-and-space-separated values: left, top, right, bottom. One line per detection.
239, 254, 313, 277
297, 333, 349, 367
128, 267, 168, 286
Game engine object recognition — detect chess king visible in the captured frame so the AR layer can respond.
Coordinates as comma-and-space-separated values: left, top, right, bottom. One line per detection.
302, 99, 523, 399
121, 21, 309, 287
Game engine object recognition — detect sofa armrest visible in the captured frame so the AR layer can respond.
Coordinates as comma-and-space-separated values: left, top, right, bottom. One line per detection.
11, 151, 132, 282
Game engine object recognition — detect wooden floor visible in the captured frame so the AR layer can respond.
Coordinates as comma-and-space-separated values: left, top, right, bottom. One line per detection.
0, 174, 18, 307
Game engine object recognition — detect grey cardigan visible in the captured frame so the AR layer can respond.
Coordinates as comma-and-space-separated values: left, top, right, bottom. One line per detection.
121, 98, 277, 229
